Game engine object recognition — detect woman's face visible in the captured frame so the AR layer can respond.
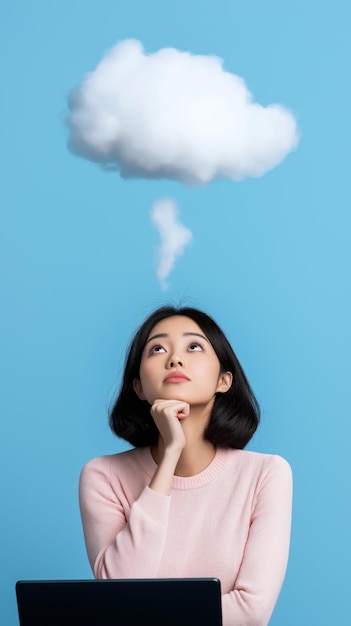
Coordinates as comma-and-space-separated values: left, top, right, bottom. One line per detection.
134, 315, 232, 406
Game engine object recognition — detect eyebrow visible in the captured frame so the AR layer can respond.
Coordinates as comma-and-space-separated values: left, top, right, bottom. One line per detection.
146, 332, 209, 345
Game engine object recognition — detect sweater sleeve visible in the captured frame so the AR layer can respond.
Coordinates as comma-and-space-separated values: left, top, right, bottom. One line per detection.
79, 457, 171, 579
221, 455, 293, 626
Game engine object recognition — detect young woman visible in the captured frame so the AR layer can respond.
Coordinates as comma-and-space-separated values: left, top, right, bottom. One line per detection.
79, 306, 292, 626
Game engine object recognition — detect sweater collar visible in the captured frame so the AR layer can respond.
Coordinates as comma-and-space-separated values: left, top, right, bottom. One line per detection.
138, 446, 230, 490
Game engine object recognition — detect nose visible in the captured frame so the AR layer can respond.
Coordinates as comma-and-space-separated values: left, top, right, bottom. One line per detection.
167, 354, 183, 368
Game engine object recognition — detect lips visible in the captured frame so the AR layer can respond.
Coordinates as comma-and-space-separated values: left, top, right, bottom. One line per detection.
163, 372, 190, 383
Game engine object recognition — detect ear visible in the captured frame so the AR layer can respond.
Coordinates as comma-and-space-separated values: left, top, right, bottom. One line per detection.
133, 378, 146, 400
216, 371, 233, 394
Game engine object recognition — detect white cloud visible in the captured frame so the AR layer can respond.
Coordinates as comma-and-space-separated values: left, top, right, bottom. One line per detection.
151, 198, 192, 289
66, 39, 299, 185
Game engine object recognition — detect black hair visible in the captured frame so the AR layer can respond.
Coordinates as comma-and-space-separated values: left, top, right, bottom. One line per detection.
109, 306, 260, 449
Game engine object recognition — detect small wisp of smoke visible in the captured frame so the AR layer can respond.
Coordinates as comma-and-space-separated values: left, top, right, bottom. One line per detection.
151, 199, 192, 290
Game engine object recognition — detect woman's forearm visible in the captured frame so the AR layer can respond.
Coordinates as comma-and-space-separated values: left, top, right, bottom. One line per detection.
148, 447, 182, 495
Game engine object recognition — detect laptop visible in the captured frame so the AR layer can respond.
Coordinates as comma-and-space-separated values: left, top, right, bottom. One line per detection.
16, 578, 223, 626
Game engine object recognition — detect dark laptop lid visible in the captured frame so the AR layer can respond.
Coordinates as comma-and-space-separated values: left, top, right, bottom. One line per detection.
16, 578, 223, 626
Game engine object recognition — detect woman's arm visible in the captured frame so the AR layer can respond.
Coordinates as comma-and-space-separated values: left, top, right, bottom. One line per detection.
221, 455, 293, 626
79, 400, 187, 578
79, 458, 171, 579
148, 399, 187, 495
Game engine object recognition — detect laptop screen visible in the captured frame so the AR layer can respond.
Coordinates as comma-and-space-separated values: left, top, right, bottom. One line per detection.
16, 578, 223, 626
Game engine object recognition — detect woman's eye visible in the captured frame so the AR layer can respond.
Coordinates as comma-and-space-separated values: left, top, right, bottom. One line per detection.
188, 343, 203, 352
150, 345, 166, 354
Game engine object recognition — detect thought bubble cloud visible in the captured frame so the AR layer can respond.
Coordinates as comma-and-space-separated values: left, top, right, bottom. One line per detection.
66, 39, 299, 185
151, 198, 192, 289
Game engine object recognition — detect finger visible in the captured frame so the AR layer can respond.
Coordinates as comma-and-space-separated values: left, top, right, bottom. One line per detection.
175, 405, 190, 419
152, 399, 190, 411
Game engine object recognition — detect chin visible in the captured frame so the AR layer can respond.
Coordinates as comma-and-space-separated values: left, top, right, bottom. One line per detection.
156, 392, 190, 402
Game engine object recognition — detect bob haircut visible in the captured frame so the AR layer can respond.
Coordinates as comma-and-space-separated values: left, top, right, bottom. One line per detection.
109, 306, 260, 449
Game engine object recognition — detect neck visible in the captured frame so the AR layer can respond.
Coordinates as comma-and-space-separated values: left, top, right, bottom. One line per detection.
152, 438, 216, 477
176, 440, 216, 477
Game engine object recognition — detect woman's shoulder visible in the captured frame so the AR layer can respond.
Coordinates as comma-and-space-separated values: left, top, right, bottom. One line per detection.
225, 448, 292, 476
80, 446, 152, 480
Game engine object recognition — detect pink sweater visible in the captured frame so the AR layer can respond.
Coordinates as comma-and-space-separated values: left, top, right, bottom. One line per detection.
79, 447, 292, 626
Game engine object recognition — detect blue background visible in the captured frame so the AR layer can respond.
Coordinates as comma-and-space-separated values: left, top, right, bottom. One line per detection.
1, 1, 350, 624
